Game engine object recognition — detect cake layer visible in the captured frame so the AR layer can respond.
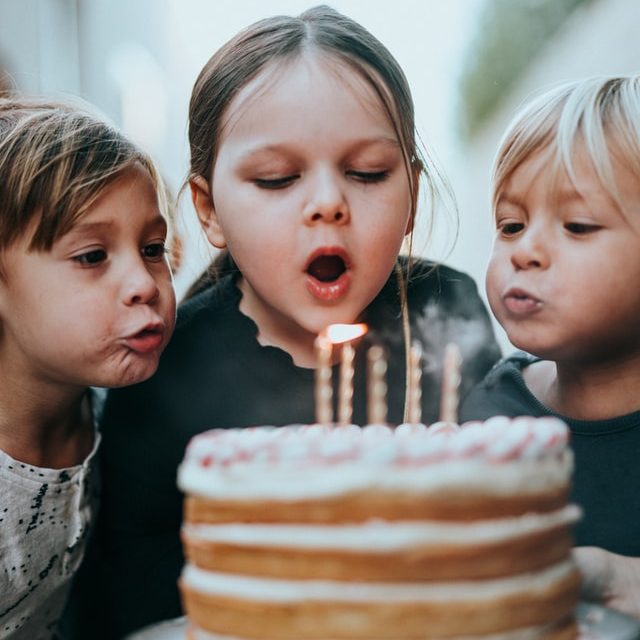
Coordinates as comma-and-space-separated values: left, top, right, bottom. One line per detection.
183, 479, 570, 524
182, 506, 579, 581
186, 616, 577, 640
180, 561, 580, 638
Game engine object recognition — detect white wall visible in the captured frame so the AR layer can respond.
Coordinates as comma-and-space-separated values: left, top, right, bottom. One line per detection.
0, 0, 80, 94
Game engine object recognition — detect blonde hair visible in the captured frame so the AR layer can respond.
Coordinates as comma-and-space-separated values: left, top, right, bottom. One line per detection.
492, 75, 640, 215
0, 96, 168, 253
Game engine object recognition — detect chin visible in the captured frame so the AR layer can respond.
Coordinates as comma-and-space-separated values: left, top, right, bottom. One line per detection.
508, 335, 557, 361
107, 359, 161, 388
312, 310, 361, 330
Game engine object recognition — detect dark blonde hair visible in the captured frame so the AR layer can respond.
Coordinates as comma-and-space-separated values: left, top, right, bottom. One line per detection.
0, 96, 167, 253
186, 4, 448, 285
493, 75, 640, 216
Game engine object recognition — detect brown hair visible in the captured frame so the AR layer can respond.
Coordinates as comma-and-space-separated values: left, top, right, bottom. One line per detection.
0, 96, 167, 254
185, 4, 448, 291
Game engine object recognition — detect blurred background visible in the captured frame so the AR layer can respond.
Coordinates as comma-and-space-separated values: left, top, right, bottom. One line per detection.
1, 0, 638, 351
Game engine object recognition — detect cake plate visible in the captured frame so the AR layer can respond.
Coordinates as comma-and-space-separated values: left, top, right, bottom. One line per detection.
125, 603, 640, 640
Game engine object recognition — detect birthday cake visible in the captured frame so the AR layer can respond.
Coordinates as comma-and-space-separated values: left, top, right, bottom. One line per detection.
177, 417, 581, 639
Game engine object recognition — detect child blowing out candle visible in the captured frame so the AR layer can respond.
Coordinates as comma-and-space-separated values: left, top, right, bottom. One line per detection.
90, 6, 501, 636
0, 97, 176, 640
460, 74, 640, 618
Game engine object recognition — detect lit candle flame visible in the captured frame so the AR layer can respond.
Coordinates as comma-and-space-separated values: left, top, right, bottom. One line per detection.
318, 323, 368, 426
325, 323, 368, 345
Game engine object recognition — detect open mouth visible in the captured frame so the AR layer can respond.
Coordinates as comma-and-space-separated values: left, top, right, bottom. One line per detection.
306, 254, 347, 283
304, 249, 351, 301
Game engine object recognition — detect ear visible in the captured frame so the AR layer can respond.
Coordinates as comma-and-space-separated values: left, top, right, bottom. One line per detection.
190, 176, 227, 249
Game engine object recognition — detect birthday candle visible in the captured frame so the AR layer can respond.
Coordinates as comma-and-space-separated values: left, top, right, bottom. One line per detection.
314, 335, 333, 424
440, 342, 462, 423
408, 342, 423, 424
337, 342, 355, 425
367, 345, 388, 425
318, 324, 367, 426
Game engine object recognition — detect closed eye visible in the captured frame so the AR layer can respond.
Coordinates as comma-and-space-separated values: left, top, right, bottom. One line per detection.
254, 175, 299, 189
73, 249, 107, 266
498, 222, 524, 236
565, 222, 600, 235
348, 170, 389, 183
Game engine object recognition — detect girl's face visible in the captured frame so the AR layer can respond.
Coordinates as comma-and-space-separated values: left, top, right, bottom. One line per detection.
192, 54, 414, 359
0, 165, 176, 389
486, 144, 640, 364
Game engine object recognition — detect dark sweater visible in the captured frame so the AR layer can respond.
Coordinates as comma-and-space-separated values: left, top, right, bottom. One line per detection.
460, 351, 640, 556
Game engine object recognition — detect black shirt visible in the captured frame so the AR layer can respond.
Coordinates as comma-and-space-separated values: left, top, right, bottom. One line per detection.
90, 259, 500, 637
460, 351, 640, 556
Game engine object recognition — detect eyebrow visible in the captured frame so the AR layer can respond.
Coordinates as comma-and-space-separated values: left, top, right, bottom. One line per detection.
497, 186, 586, 209
69, 221, 114, 233
496, 193, 525, 209
67, 215, 167, 237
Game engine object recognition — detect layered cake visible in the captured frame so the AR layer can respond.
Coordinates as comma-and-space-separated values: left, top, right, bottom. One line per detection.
178, 417, 581, 639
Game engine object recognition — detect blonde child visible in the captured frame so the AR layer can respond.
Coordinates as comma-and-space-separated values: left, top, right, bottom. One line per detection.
94, 6, 500, 635
0, 97, 176, 639
460, 76, 640, 617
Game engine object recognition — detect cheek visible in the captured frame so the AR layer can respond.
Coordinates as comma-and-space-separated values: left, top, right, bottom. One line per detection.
376, 182, 413, 223
360, 197, 411, 246
485, 256, 504, 309
162, 283, 178, 326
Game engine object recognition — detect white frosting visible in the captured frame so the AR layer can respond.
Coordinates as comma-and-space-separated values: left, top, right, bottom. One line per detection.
179, 455, 572, 500
182, 559, 576, 603
182, 504, 581, 549
178, 418, 573, 500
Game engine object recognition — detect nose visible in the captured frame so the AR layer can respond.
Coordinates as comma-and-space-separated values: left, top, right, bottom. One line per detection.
510, 227, 550, 271
303, 169, 350, 225
124, 259, 161, 306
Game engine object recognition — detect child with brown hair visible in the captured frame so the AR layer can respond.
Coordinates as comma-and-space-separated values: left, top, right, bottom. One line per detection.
0, 97, 176, 638
460, 75, 640, 617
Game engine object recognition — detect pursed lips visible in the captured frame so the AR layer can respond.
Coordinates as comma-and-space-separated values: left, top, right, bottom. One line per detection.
502, 287, 543, 315
124, 321, 165, 354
